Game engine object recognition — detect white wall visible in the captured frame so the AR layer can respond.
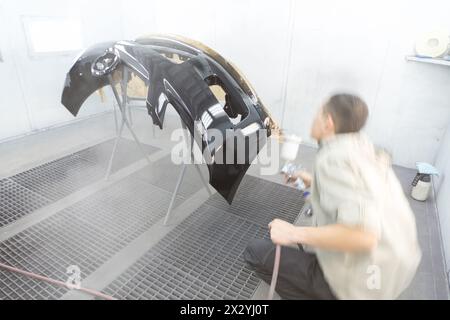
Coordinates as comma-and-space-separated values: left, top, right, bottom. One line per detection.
283, 0, 450, 169
0, 0, 31, 139
1, 0, 450, 169
0, 0, 123, 141
434, 124, 450, 272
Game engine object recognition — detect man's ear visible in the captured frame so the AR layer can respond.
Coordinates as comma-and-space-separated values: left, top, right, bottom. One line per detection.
325, 113, 335, 133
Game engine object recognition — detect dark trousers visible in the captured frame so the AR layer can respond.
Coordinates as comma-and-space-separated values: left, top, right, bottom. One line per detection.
243, 239, 337, 300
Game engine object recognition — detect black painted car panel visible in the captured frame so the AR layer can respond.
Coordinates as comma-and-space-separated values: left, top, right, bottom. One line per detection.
61, 35, 278, 203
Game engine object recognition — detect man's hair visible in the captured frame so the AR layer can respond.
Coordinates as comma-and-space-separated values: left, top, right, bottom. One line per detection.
323, 93, 369, 134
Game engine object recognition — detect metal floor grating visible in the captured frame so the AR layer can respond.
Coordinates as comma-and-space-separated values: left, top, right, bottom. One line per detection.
1, 139, 305, 300
0, 213, 118, 299
62, 178, 184, 246
9, 138, 159, 202
10, 154, 105, 202
128, 154, 207, 199
75, 137, 159, 172
206, 175, 306, 227
0, 179, 51, 228
0, 175, 183, 300
103, 205, 270, 300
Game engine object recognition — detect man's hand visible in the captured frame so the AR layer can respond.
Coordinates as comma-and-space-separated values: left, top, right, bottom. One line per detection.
268, 219, 378, 252
284, 170, 312, 188
268, 219, 299, 246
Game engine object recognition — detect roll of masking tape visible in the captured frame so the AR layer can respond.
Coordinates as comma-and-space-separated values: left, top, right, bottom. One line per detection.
415, 29, 450, 58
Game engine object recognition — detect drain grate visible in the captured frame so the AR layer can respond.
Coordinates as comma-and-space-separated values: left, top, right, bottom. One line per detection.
0, 176, 182, 300
9, 138, 159, 202
103, 205, 269, 300
0, 179, 51, 228
128, 155, 207, 199
206, 175, 306, 227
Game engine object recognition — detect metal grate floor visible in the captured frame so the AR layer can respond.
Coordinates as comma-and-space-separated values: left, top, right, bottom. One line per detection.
10, 138, 159, 202
102, 175, 307, 300
0, 176, 183, 300
76, 137, 159, 172
1, 133, 307, 300
0, 179, 51, 228
206, 175, 306, 227
0, 213, 118, 299
10, 154, 105, 202
63, 178, 184, 246
103, 205, 270, 300
128, 155, 207, 199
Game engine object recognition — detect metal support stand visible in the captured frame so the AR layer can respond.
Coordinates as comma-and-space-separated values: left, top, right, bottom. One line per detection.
123, 91, 156, 138
113, 100, 119, 135
163, 121, 212, 226
105, 71, 151, 180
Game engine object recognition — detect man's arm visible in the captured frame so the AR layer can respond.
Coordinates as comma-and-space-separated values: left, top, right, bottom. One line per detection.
269, 219, 378, 252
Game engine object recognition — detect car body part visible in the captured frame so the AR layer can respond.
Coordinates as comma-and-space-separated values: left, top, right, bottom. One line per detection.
61, 34, 279, 203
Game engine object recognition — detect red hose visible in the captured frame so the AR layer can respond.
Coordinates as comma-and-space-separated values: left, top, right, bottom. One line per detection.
267, 244, 281, 300
0, 262, 117, 300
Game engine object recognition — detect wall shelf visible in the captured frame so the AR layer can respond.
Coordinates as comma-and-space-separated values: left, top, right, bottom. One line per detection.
406, 55, 450, 67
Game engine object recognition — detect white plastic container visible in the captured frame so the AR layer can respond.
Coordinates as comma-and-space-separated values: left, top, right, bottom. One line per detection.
410, 163, 438, 202
411, 179, 432, 201
281, 134, 302, 161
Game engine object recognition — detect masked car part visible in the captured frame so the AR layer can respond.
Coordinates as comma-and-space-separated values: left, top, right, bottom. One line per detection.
61, 35, 279, 203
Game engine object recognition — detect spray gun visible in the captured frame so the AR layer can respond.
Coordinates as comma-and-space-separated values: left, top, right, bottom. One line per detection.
279, 134, 310, 194
279, 134, 311, 211
279, 134, 304, 188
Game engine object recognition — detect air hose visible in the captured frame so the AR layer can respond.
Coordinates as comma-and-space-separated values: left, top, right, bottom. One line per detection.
267, 244, 281, 300
0, 262, 116, 300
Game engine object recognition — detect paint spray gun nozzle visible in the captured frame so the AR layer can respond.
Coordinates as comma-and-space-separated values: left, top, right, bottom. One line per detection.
281, 163, 306, 191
